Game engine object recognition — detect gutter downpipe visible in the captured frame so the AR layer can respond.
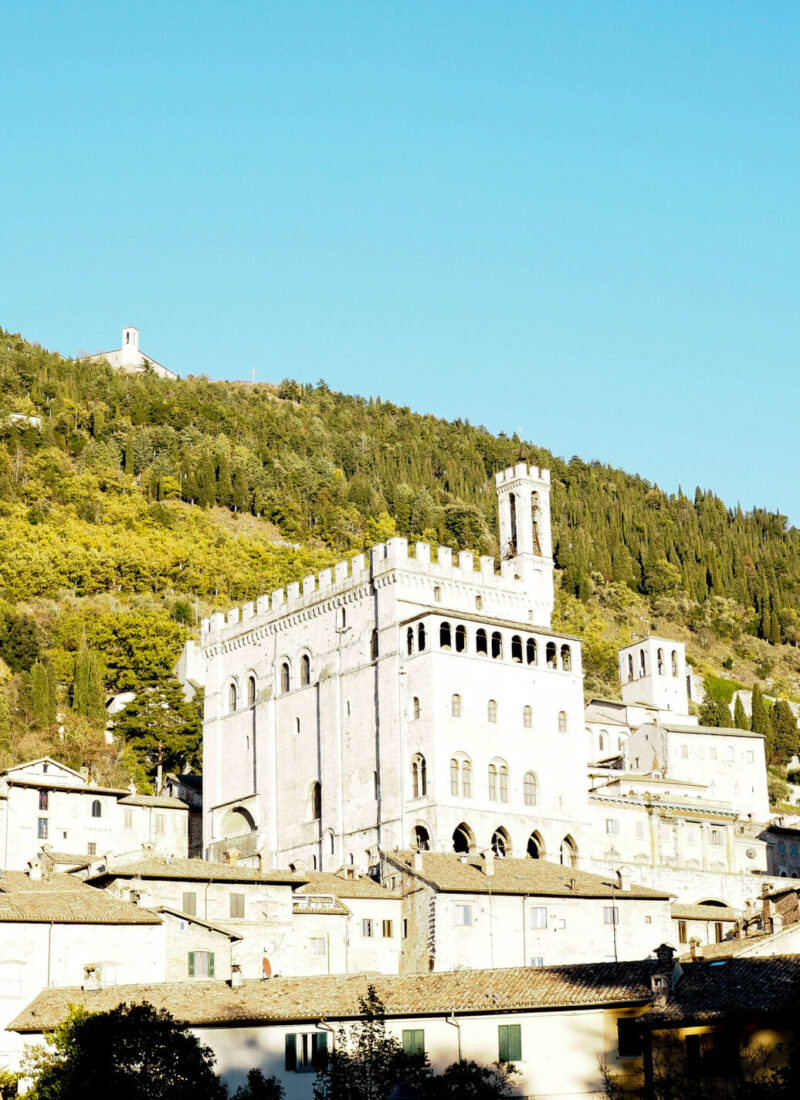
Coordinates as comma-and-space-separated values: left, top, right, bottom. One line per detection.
446, 1012, 462, 1062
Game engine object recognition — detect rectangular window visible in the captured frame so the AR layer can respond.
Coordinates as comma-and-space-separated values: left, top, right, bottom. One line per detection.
603, 907, 619, 925
402, 919, 408, 939
87, 842, 96, 856
681, 745, 689, 759
124, 808, 133, 829
230, 893, 245, 919
606, 818, 619, 835
154, 814, 165, 835
529, 956, 543, 967
710, 748, 717, 761
362, 919, 373, 938
635, 820, 645, 839
285, 1032, 328, 1072
402, 1029, 425, 1056
455, 905, 472, 926
38, 790, 48, 811
310, 938, 326, 956
498, 1023, 522, 1063
778, 842, 786, 856
37, 817, 48, 839
382, 920, 394, 938
182, 892, 197, 916
746, 751, 754, 763
188, 951, 215, 977
529, 906, 547, 929
617, 1017, 642, 1058
711, 829, 723, 847
715, 921, 724, 943
678, 920, 687, 944
792, 845, 798, 858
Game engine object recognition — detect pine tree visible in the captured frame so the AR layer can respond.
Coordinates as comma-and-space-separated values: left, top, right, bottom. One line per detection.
124, 438, 134, 476
733, 694, 749, 731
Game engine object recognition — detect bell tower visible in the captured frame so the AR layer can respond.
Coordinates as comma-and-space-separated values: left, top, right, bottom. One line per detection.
495, 462, 554, 626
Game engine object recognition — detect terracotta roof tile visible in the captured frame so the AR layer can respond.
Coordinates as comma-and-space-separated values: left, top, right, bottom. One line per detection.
642, 956, 800, 1023
0, 872, 160, 925
87, 856, 305, 887
297, 872, 400, 900
671, 903, 739, 921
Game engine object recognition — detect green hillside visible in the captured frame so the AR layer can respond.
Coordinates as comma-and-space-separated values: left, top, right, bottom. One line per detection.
1, 326, 799, 784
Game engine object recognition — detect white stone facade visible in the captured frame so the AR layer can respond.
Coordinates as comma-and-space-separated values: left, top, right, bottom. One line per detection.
194, 464, 591, 874
84, 326, 177, 380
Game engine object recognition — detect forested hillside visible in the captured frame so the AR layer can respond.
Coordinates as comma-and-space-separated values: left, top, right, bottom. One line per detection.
2, 326, 800, 787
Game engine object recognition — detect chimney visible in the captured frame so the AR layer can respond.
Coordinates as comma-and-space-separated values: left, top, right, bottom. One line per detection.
616, 867, 631, 892
226, 848, 240, 866
142, 843, 154, 856
27, 859, 42, 882
689, 938, 703, 962
230, 964, 242, 989
82, 965, 100, 992
651, 943, 681, 1006
412, 850, 424, 873
761, 883, 774, 934
482, 849, 495, 877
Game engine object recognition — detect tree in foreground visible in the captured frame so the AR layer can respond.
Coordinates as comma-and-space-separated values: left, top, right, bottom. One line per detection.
232, 1068, 285, 1099
23, 1002, 227, 1100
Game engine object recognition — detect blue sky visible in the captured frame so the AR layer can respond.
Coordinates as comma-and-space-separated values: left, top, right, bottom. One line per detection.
3, 3, 799, 521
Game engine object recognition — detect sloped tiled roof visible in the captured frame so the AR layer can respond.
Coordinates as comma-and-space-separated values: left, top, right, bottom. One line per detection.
156, 907, 243, 940
87, 856, 305, 887
9, 960, 658, 1032
118, 794, 189, 809
296, 871, 400, 900
642, 956, 800, 1023
385, 852, 671, 900
658, 722, 764, 741
39, 851, 92, 869
0, 872, 160, 925
671, 903, 738, 921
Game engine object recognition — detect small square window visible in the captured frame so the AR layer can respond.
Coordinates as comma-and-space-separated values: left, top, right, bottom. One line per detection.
382, 919, 393, 938
230, 893, 245, 919
362, 919, 374, 938
37, 817, 48, 839
603, 906, 619, 925
529, 956, 543, 967
39, 790, 49, 811
529, 907, 547, 929
87, 842, 96, 856
455, 905, 472, 926
182, 892, 197, 916
310, 938, 326, 956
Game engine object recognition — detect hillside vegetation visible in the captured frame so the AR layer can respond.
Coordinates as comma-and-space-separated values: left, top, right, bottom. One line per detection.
2, 326, 800, 785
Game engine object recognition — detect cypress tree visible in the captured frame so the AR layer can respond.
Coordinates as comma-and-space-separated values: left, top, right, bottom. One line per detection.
733, 694, 749, 731
770, 700, 798, 765
45, 657, 57, 725
73, 635, 106, 722
30, 660, 50, 727
0, 692, 11, 752
751, 683, 772, 739
124, 437, 134, 476
770, 614, 782, 646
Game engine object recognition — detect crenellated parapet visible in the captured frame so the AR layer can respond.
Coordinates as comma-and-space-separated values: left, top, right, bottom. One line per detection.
494, 462, 551, 486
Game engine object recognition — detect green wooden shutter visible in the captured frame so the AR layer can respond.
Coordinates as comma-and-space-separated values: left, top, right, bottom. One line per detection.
498, 1025, 509, 1063
507, 1024, 522, 1061
313, 1031, 329, 1068
413, 1030, 424, 1056
285, 1033, 297, 1071
402, 1030, 414, 1056
208, 953, 215, 978
188, 952, 195, 977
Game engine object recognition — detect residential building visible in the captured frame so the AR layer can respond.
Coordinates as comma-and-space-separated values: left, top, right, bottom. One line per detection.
671, 903, 738, 949
381, 849, 672, 971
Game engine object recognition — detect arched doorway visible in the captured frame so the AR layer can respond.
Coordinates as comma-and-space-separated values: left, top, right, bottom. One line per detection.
452, 822, 475, 855
527, 831, 545, 860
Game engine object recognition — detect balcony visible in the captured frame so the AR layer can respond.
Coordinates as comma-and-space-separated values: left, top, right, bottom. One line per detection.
208, 831, 260, 863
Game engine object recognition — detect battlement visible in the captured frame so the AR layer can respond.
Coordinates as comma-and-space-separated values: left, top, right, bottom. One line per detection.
198, 536, 545, 640
495, 462, 550, 486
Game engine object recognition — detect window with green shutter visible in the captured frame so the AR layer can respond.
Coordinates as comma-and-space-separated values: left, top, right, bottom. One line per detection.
285, 1033, 297, 1071
188, 951, 214, 977
498, 1023, 522, 1063
312, 1032, 329, 1069
402, 1029, 425, 1057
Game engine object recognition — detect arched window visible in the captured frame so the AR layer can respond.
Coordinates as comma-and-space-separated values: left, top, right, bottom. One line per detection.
558, 711, 568, 733
451, 694, 461, 718
413, 696, 420, 720
411, 754, 427, 798
91, 799, 102, 819
440, 621, 452, 649
417, 623, 426, 651
280, 662, 290, 693
523, 705, 532, 729
300, 655, 310, 686
491, 631, 503, 659
450, 758, 460, 796
524, 772, 538, 806
412, 825, 430, 851
476, 628, 488, 656
371, 630, 379, 661
672, 650, 679, 677
491, 827, 510, 857
627, 654, 634, 681
598, 732, 605, 753
406, 627, 414, 656
526, 637, 537, 666
488, 699, 497, 723
339, 607, 347, 630
247, 676, 256, 706
657, 648, 664, 675
527, 831, 545, 859
560, 835, 578, 868
560, 644, 571, 672
452, 822, 474, 854
498, 764, 509, 802
488, 763, 498, 801
639, 649, 646, 677
511, 635, 522, 663
311, 782, 321, 821
228, 683, 238, 712
546, 642, 557, 668
455, 625, 466, 652
461, 759, 472, 798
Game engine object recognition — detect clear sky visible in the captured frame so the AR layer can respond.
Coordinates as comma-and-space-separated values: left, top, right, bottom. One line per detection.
3, 3, 799, 522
